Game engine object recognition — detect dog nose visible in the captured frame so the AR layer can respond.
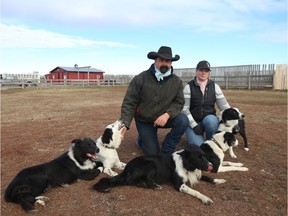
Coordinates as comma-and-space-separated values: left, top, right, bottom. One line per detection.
95, 147, 100, 153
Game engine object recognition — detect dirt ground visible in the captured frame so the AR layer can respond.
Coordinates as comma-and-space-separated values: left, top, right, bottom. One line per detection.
1, 87, 287, 216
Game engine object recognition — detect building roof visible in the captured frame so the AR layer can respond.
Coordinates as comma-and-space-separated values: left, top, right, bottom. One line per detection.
50, 66, 105, 73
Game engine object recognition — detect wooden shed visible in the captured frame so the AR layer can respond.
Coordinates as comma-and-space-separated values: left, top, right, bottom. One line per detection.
45, 66, 105, 80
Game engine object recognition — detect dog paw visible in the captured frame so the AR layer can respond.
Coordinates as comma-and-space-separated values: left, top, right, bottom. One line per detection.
214, 179, 226, 184
244, 147, 249, 151
117, 162, 126, 170
230, 154, 237, 159
241, 167, 249, 171
107, 170, 118, 177
36, 196, 50, 202
102, 168, 118, 177
203, 198, 214, 205
97, 167, 104, 173
35, 196, 50, 206
154, 184, 162, 190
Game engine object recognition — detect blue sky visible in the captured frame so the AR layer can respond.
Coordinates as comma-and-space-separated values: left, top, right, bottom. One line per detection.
1, 0, 287, 75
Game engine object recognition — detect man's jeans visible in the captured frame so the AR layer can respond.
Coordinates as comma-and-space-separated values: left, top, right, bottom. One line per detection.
185, 114, 219, 146
135, 113, 189, 156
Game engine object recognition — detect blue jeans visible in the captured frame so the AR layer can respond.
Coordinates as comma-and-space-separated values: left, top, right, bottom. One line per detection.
185, 114, 219, 146
135, 113, 189, 156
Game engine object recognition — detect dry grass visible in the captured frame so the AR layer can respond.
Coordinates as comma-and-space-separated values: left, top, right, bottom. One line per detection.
1, 87, 287, 216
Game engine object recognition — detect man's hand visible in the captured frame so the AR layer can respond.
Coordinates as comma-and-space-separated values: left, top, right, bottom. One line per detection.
121, 127, 127, 141
154, 113, 170, 127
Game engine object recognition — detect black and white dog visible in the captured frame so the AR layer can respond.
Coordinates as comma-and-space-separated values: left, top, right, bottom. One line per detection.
218, 107, 249, 158
200, 131, 248, 173
95, 120, 126, 177
93, 145, 226, 205
4, 138, 102, 212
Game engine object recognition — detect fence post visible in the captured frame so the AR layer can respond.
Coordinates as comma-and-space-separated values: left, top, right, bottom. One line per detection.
248, 71, 251, 90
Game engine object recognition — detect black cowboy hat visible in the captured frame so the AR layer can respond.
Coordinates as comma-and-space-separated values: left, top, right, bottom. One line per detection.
147, 46, 180, 61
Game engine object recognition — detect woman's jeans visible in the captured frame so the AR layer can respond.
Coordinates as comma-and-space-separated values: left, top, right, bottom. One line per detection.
135, 113, 189, 156
185, 114, 219, 146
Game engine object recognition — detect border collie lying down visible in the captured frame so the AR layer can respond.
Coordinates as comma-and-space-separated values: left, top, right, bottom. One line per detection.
218, 107, 249, 159
96, 120, 126, 177
200, 131, 248, 173
4, 138, 103, 212
93, 145, 226, 205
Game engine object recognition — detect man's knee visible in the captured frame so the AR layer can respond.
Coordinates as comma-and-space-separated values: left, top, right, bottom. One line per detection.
175, 113, 189, 127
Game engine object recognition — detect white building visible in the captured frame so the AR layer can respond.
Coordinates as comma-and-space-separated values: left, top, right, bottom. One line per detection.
1, 71, 40, 81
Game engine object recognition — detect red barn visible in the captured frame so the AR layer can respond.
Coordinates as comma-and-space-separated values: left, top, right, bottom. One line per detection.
45, 66, 105, 80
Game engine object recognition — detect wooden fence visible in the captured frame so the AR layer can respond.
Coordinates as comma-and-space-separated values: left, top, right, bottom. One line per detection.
1, 64, 287, 90
176, 64, 273, 87
274, 64, 287, 90
44, 79, 130, 87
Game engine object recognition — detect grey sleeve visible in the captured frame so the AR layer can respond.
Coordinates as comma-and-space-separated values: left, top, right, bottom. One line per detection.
182, 84, 197, 128
215, 83, 230, 111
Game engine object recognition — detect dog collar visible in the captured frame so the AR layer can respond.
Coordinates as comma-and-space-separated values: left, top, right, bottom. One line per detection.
211, 138, 223, 150
103, 145, 115, 149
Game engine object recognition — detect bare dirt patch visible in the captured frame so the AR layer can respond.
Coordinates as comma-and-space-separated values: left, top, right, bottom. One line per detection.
1, 87, 287, 216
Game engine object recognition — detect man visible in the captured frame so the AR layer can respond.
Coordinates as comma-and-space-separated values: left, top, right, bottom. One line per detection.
121, 46, 189, 156
182, 60, 230, 146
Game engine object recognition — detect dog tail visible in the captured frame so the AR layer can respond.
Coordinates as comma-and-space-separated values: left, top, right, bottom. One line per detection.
5, 185, 36, 212
93, 178, 113, 192
93, 174, 127, 192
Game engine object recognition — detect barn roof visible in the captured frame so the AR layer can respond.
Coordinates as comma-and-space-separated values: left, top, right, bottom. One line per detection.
50, 66, 105, 73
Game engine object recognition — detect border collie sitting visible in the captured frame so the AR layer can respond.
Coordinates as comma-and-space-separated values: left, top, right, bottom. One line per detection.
96, 120, 126, 177
4, 138, 102, 212
200, 131, 248, 173
218, 107, 249, 158
93, 145, 226, 205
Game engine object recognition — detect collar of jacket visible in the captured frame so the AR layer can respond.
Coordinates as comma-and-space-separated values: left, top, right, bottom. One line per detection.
149, 64, 174, 81
193, 77, 213, 86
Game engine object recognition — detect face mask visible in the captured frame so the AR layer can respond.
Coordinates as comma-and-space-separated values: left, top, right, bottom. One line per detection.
160, 65, 169, 74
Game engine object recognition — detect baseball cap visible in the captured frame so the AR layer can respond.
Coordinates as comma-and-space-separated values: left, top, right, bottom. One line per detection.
196, 60, 211, 71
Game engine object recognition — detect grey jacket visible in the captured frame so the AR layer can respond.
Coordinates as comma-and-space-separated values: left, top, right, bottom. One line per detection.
121, 64, 185, 128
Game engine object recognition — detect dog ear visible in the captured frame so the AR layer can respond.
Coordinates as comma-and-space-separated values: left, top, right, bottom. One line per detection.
101, 128, 113, 144
223, 132, 235, 146
221, 109, 228, 123
71, 139, 82, 145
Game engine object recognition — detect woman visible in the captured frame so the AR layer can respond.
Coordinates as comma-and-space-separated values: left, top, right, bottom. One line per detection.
182, 60, 230, 146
